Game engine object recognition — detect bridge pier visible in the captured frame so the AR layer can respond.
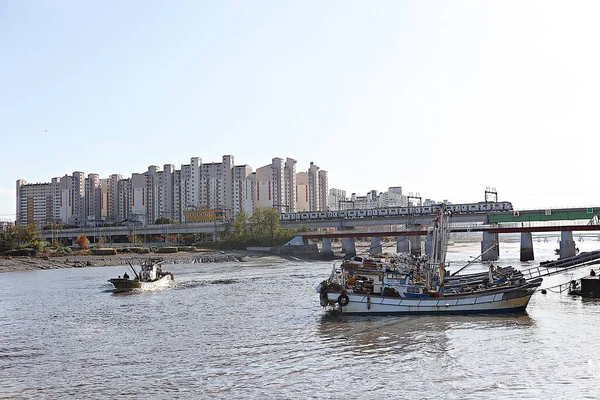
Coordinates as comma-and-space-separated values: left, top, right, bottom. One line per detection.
409, 236, 422, 257
425, 231, 433, 257
370, 237, 382, 255
276, 235, 319, 258
520, 232, 535, 261
481, 231, 499, 261
396, 236, 410, 253
320, 238, 334, 260
559, 231, 577, 259
341, 237, 356, 258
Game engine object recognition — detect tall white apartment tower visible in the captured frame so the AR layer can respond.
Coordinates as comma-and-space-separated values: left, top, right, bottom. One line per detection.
157, 164, 175, 221
200, 155, 232, 213
190, 157, 201, 209
307, 162, 321, 211
180, 163, 193, 211
117, 178, 131, 222
100, 179, 109, 221
318, 170, 328, 212
172, 170, 182, 222
222, 155, 233, 216
144, 166, 159, 223
57, 175, 74, 225
51, 177, 61, 222
15, 179, 53, 226
86, 173, 102, 224
130, 173, 148, 224
328, 188, 347, 211
72, 172, 86, 226
233, 165, 254, 217
254, 164, 274, 210
284, 158, 297, 213
295, 172, 309, 212
107, 174, 122, 223
270, 158, 285, 213
178, 157, 201, 216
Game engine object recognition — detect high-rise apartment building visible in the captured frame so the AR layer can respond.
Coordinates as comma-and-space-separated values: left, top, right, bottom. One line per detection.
318, 170, 328, 211
107, 174, 122, 223
328, 188, 347, 211
307, 162, 320, 211
233, 165, 254, 216
16, 179, 52, 226
85, 173, 102, 224
305, 162, 328, 212
15, 155, 329, 227
284, 158, 297, 213
296, 172, 309, 212
200, 155, 232, 214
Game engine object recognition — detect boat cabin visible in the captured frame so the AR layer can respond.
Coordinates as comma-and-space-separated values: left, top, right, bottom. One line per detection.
139, 262, 162, 281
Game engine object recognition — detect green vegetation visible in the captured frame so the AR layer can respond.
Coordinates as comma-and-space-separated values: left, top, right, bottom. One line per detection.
157, 246, 178, 253
129, 246, 150, 254
0, 224, 44, 255
219, 208, 298, 250
155, 216, 176, 225
91, 248, 118, 255
176, 246, 196, 252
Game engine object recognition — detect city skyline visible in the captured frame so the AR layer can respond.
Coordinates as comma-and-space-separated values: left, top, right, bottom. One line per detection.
3, 2, 600, 219
14, 155, 333, 226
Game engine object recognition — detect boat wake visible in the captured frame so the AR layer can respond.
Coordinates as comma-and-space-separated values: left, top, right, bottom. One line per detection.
172, 278, 239, 290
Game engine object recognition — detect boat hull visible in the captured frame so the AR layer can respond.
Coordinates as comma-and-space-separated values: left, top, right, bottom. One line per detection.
324, 279, 541, 315
109, 273, 173, 291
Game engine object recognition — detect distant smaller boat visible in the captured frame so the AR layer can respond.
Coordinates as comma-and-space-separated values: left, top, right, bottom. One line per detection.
109, 259, 174, 292
568, 269, 600, 297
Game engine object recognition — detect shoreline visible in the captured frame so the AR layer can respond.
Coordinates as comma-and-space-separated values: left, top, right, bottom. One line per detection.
0, 249, 267, 274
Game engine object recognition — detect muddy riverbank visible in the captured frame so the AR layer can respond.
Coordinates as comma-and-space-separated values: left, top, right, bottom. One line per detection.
0, 249, 267, 273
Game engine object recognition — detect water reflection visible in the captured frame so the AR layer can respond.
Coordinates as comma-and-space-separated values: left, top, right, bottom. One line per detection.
317, 310, 534, 358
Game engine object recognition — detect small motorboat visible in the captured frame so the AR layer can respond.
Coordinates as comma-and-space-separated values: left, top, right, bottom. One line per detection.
109, 259, 174, 292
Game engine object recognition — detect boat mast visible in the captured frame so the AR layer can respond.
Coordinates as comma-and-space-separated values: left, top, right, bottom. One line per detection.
428, 205, 450, 289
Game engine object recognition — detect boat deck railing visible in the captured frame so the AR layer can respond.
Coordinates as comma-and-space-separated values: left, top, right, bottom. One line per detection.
521, 250, 600, 281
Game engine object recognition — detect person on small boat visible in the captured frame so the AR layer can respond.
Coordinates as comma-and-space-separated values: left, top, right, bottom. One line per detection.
123, 272, 129, 280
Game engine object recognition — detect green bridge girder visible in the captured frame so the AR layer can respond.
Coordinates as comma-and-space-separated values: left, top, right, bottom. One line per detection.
488, 207, 600, 223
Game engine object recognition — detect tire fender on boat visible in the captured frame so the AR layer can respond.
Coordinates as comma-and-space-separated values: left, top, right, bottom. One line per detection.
338, 293, 349, 307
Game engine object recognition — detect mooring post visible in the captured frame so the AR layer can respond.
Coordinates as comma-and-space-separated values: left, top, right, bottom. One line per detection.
342, 237, 356, 258
520, 232, 535, 261
397, 236, 410, 253
409, 235, 422, 256
370, 237, 382, 255
559, 231, 577, 259
481, 231, 499, 261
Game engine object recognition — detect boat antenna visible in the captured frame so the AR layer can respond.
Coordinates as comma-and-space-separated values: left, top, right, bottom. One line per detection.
127, 260, 140, 280
451, 243, 498, 276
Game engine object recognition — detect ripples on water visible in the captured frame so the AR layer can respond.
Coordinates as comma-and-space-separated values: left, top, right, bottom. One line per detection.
1, 241, 600, 399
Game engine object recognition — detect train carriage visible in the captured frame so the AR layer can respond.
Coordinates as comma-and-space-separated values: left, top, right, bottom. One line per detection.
276, 200, 513, 222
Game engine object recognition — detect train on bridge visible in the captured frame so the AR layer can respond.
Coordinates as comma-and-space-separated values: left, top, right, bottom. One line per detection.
279, 201, 513, 221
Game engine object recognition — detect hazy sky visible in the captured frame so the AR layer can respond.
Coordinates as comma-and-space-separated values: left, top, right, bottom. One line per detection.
2, 1, 600, 220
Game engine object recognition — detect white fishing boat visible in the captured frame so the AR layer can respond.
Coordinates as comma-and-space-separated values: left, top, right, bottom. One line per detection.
316, 206, 542, 314
109, 259, 174, 292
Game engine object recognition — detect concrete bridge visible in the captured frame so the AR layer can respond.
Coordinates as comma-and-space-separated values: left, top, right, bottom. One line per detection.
279, 206, 600, 229
41, 206, 600, 261
287, 222, 600, 261
41, 221, 228, 244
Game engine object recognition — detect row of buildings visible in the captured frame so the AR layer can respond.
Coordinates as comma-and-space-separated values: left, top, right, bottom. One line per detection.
16, 155, 329, 227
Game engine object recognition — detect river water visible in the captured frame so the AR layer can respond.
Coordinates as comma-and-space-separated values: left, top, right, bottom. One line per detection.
2, 238, 600, 399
